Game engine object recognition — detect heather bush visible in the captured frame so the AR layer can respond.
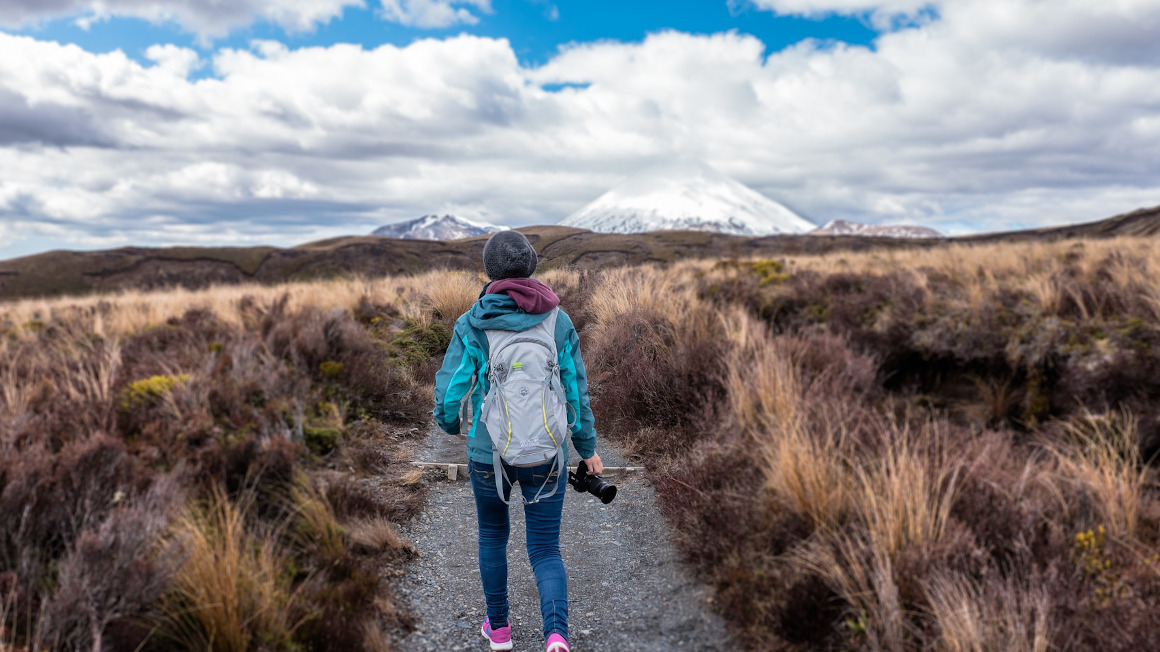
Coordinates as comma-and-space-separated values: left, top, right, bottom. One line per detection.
571, 240, 1160, 650
585, 307, 728, 457
44, 472, 184, 651
1, 284, 435, 651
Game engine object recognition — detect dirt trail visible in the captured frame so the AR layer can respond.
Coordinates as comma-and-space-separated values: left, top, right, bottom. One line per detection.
394, 424, 731, 651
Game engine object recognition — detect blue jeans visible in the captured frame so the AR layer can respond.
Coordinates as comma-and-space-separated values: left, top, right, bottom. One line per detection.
469, 458, 568, 641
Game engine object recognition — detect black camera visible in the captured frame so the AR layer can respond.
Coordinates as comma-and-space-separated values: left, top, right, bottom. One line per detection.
568, 460, 617, 504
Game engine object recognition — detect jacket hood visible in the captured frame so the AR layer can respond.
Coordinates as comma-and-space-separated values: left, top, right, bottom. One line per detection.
466, 292, 551, 332
485, 278, 560, 314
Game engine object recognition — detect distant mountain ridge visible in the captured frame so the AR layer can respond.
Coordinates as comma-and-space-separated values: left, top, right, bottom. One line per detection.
0, 205, 1156, 302
372, 214, 507, 240
560, 160, 815, 236
811, 220, 942, 239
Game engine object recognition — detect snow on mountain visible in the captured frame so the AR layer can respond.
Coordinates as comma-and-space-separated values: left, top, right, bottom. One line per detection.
371, 214, 507, 241
559, 160, 815, 236
810, 220, 942, 239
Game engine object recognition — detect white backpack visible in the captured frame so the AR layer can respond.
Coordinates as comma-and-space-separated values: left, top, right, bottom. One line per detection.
480, 308, 573, 504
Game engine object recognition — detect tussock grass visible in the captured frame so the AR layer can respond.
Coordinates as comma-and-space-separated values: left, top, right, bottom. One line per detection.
793, 533, 908, 651
586, 263, 717, 343
759, 414, 851, 531
288, 473, 347, 566
425, 270, 486, 321
1050, 409, 1154, 539
855, 429, 960, 557
160, 486, 306, 652
924, 573, 1051, 652
0, 270, 478, 341
347, 517, 413, 557
728, 317, 851, 529
725, 315, 799, 432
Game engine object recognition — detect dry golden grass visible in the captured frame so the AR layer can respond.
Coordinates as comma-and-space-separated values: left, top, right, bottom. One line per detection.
361, 620, 395, 652
924, 573, 1051, 652
4, 235, 1154, 344
794, 533, 907, 651
783, 425, 960, 647
0, 271, 464, 341
1050, 409, 1155, 539
724, 315, 853, 528
696, 235, 1160, 323
725, 316, 800, 432
760, 415, 851, 531
587, 262, 717, 339
347, 517, 413, 557
856, 430, 960, 557
6, 234, 1160, 650
161, 486, 307, 652
289, 474, 347, 566
535, 267, 581, 289
424, 270, 487, 321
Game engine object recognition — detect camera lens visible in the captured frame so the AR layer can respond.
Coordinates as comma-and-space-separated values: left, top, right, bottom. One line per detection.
594, 482, 617, 504
568, 462, 617, 504
587, 476, 617, 504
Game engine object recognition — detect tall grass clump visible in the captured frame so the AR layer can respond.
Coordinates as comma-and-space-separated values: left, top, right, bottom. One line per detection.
160, 486, 305, 652
1049, 409, 1153, 539
924, 573, 1051, 652
425, 270, 486, 321
855, 431, 960, 557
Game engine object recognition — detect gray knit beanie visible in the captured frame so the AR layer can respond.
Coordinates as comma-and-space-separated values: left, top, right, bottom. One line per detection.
483, 231, 538, 280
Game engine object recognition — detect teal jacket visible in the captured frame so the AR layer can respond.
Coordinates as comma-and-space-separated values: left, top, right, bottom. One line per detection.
433, 290, 598, 465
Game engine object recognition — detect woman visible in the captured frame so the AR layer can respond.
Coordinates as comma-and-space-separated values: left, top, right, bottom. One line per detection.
434, 230, 602, 652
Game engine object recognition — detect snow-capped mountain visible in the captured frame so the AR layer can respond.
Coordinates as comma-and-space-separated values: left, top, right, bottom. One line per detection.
810, 220, 942, 239
559, 160, 815, 236
371, 214, 507, 241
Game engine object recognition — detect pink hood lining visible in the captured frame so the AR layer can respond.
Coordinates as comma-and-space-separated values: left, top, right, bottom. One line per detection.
485, 278, 560, 314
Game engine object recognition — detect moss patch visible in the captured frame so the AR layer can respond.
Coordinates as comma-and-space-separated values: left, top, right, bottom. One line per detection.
120, 374, 190, 411
304, 425, 343, 454
389, 320, 452, 367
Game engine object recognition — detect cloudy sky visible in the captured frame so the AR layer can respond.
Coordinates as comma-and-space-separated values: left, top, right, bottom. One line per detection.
1, 0, 1158, 259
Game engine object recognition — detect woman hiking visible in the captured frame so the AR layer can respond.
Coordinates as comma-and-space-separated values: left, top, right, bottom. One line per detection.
433, 230, 602, 652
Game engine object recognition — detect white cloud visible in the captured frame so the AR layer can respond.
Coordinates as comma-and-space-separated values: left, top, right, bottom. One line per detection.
0, 0, 496, 38
144, 44, 202, 77
741, 0, 929, 17
738, 0, 933, 29
378, 0, 492, 28
0, 0, 363, 39
745, 0, 1160, 62
2, 0, 1160, 258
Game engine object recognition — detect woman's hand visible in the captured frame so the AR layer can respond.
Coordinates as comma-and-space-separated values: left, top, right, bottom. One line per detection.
583, 453, 603, 475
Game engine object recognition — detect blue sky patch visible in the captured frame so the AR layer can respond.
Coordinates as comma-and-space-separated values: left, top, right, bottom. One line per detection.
12, 0, 881, 72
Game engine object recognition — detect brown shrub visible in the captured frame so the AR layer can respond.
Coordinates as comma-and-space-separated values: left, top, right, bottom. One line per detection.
2, 281, 434, 650
296, 560, 382, 652
159, 485, 307, 652
653, 430, 805, 650
44, 472, 184, 651
0, 435, 150, 583
585, 309, 727, 457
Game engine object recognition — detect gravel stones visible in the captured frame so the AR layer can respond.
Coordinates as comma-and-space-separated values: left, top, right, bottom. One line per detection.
395, 427, 731, 651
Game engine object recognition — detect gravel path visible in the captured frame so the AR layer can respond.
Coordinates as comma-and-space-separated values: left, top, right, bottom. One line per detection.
394, 425, 731, 651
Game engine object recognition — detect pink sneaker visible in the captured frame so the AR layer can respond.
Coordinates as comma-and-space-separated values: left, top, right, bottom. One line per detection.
480, 617, 513, 651
546, 632, 569, 652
